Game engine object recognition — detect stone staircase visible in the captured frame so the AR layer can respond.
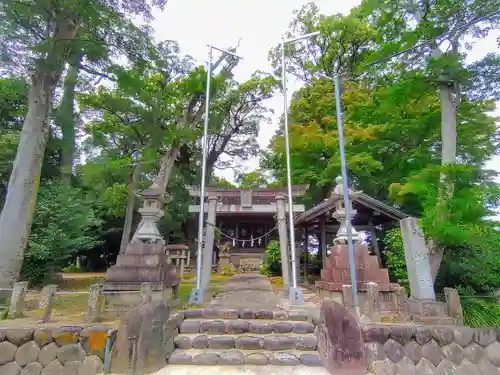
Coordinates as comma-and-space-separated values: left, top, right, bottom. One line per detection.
168, 308, 324, 367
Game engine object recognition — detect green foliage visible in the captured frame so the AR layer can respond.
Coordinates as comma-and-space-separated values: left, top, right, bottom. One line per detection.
62, 264, 81, 273
462, 299, 500, 328
382, 229, 409, 290
0, 298, 9, 320
23, 182, 103, 284
236, 170, 270, 188
261, 240, 282, 276
220, 266, 235, 277
458, 287, 500, 328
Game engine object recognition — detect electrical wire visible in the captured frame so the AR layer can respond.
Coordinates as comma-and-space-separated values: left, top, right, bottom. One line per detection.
363, 9, 500, 69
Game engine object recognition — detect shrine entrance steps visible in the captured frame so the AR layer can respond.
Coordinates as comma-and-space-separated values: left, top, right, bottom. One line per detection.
166, 275, 327, 370
167, 307, 325, 368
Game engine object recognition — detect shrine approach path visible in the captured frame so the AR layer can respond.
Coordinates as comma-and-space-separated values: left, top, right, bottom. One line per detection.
208, 274, 281, 310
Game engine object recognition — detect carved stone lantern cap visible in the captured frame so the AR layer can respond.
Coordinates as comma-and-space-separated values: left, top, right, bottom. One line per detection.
141, 183, 171, 203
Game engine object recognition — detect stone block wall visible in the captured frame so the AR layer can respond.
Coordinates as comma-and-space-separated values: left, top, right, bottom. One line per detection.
362, 324, 500, 375
0, 325, 112, 375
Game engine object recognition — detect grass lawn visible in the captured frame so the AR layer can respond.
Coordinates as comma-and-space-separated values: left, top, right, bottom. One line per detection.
1, 272, 231, 323
174, 273, 230, 310
268, 276, 284, 289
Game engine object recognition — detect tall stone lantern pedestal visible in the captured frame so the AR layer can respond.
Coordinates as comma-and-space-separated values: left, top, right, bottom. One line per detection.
104, 183, 179, 312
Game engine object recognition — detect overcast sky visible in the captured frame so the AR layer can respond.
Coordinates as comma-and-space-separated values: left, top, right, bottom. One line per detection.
150, 0, 500, 184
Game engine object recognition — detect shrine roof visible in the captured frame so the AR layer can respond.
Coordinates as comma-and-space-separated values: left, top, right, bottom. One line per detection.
295, 191, 409, 225
186, 185, 308, 206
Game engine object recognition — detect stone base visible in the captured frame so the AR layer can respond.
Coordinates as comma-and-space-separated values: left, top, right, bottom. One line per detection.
407, 298, 448, 316
316, 282, 400, 316
103, 288, 176, 318
104, 243, 179, 288
406, 298, 457, 325
218, 254, 232, 273
103, 281, 175, 291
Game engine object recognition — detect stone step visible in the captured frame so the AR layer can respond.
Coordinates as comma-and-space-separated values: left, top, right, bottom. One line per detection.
174, 333, 318, 351
183, 308, 311, 321
179, 319, 316, 335
168, 348, 324, 367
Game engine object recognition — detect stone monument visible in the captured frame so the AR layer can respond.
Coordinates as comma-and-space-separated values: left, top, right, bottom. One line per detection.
317, 299, 365, 375
400, 217, 456, 324
110, 300, 177, 374
104, 178, 179, 307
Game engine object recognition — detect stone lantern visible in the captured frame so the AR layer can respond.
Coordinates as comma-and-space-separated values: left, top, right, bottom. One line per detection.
131, 182, 170, 244
331, 176, 360, 245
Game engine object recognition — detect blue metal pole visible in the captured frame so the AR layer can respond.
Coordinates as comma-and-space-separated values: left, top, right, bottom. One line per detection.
333, 75, 360, 316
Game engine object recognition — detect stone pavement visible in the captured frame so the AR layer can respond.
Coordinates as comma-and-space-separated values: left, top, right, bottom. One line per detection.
208, 274, 282, 310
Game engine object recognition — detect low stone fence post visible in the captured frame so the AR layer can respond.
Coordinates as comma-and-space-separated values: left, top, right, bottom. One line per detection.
396, 286, 408, 316
366, 282, 380, 322
8, 281, 28, 318
444, 287, 464, 325
38, 284, 57, 322
88, 283, 104, 322
341, 284, 356, 316
140, 282, 153, 304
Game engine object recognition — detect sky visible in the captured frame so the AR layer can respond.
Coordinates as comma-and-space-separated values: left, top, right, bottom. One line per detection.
150, 0, 500, 184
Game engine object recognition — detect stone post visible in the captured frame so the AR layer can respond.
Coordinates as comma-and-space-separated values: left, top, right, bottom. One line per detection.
366, 282, 380, 322
218, 254, 231, 272
341, 284, 354, 313
8, 281, 28, 318
141, 282, 153, 304
275, 195, 291, 292
400, 217, 436, 301
201, 196, 218, 292
179, 252, 185, 280
88, 283, 104, 322
39, 284, 57, 322
444, 287, 464, 325
396, 286, 409, 316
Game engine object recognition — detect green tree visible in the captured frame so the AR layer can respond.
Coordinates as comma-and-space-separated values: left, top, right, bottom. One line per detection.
23, 181, 103, 283
264, 1, 500, 286
355, 0, 500, 277
236, 170, 270, 188
0, 0, 166, 287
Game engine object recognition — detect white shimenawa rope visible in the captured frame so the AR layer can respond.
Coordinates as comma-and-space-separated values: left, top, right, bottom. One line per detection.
206, 222, 279, 248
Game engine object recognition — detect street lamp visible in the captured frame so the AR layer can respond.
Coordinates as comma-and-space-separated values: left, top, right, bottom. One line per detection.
318, 73, 360, 317
189, 44, 243, 305
281, 30, 320, 304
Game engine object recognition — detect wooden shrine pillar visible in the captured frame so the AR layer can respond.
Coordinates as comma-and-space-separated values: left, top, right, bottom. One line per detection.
319, 216, 327, 267
369, 217, 383, 267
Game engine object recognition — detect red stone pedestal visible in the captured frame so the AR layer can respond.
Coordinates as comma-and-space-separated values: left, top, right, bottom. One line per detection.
315, 244, 401, 319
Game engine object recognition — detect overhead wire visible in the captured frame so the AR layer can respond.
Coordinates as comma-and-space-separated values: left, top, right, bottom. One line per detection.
363, 9, 500, 69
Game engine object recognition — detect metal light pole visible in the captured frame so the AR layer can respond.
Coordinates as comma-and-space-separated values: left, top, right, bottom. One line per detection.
189, 44, 242, 305
319, 73, 360, 317
281, 30, 319, 304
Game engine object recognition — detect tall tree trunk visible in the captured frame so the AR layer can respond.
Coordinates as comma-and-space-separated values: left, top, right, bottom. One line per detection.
151, 142, 182, 194
0, 70, 54, 287
439, 82, 457, 166
58, 53, 82, 185
0, 16, 78, 287
119, 162, 142, 253
429, 81, 458, 282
